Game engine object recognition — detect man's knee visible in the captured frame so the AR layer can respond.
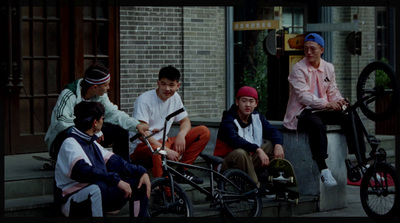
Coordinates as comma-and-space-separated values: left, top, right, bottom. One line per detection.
194, 125, 211, 139
261, 141, 273, 155
229, 149, 250, 162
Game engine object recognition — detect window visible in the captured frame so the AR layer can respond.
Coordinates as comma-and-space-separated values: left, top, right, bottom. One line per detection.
376, 7, 388, 61
282, 7, 305, 34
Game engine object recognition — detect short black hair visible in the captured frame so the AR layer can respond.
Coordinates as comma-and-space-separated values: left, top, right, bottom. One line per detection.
73, 101, 105, 132
159, 66, 180, 82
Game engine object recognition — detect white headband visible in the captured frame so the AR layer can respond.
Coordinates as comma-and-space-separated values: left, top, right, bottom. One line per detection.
84, 74, 110, 85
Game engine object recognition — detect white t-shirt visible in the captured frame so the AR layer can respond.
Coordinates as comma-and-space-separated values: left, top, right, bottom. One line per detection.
129, 89, 188, 154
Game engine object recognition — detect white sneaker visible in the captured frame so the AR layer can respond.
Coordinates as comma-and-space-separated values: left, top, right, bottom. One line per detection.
321, 169, 337, 187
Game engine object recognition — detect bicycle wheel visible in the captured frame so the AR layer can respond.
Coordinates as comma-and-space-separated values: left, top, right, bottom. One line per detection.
218, 169, 262, 219
360, 162, 400, 221
148, 177, 193, 217
357, 61, 399, 122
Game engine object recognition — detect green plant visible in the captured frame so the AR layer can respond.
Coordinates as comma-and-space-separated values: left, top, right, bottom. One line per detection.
375, 58, 390, 89
241, 30, 268, 114
242, 65, 268, 114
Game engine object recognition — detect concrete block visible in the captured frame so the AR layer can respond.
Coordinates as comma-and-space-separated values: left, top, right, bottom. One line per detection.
281, 127, 347, 211
319, 132, 348, 211
282, 131, 320, 196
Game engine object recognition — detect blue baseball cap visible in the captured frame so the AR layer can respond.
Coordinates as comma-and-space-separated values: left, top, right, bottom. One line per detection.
305, 33, 324, 48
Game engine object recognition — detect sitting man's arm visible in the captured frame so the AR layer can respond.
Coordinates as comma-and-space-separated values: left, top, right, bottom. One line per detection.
260, 115, 284, 159
173, 117, 191, 155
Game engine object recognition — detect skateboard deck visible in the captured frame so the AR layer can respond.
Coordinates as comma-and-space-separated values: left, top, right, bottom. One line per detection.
267, 158, 299, 203
32, 156, 56, 170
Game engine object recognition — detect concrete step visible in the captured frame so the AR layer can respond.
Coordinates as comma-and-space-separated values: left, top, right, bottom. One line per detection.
346, 134, 395, 163
4, 152, 319, 218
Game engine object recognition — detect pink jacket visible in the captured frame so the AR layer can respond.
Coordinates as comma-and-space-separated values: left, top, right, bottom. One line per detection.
283, 58, 343, 130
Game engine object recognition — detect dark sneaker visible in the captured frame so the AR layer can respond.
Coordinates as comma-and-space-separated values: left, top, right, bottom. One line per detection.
176, 168, 203, 184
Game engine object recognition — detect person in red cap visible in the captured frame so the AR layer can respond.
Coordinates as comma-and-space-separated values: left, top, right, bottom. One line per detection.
214, 86, 284, 192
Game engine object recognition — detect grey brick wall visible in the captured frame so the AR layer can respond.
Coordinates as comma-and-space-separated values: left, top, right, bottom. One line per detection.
119, 6, 226, 120
331, 6, 376, 133
119, 6, 378, 133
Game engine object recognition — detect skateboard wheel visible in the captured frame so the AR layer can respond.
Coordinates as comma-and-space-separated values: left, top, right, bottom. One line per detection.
268, 176, 274, 182
289, 176, 294, 184
294, 198, 299, 205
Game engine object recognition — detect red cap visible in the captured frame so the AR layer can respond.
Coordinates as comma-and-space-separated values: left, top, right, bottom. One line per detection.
236, 86, 258, 100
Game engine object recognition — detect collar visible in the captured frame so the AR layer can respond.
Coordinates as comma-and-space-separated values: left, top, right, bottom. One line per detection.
71, 127, 99, 143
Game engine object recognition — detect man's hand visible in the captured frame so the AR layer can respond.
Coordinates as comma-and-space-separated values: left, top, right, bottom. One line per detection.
165, 147, 180, 161
136, 123, 149, 135
138, 173, 151, 198
117, 180, 132, 198
273, 144, 285, 159
256, 148, 270, 167
325, 101, 342, 111
173, 134, 186, 155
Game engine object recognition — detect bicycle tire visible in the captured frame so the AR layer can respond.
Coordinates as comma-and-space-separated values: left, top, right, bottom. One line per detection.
218, 169, 262, 219
148, 177, 193, 217
360, 162, 400, 221
357, 61, 399, 122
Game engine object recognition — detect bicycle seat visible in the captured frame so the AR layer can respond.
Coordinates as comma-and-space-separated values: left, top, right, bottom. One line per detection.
199, 153, 224, 167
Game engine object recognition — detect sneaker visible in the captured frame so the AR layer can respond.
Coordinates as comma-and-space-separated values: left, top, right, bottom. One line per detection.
321, 169, 337, 187
176, 168, 203, 184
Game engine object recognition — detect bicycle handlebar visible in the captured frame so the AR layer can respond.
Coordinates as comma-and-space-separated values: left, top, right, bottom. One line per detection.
166, 107, 185, 121
129, 127, 164, 142
129, 107, 186, 155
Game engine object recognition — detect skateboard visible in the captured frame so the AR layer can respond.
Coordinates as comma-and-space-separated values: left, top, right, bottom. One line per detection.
267, 158, 299, 204
32, 156, 56, 170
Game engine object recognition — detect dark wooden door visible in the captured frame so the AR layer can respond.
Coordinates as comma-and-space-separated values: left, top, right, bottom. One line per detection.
1, 0, 119, 155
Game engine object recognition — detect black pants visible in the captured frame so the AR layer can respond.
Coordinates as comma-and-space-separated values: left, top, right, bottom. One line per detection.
297, 109, 366, 171
99, 123, 130, 161
50, 123, 130, 161
95, 178, 148, 221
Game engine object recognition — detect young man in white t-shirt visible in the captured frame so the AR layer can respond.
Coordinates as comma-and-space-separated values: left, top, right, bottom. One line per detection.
130, 66, 211, 184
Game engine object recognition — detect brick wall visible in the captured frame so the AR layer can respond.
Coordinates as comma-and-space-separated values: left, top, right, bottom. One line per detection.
119, 6, 226, 119
331, 6, 376, 133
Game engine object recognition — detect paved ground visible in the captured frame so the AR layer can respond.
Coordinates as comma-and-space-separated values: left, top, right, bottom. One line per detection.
298, 184, 367, 217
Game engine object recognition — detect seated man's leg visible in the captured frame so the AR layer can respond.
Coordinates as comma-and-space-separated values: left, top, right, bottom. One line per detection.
97, 178, 148, 221
101, 123, 130, 161
298, 110, 338, 186
252, 141, 274, 175
298, 110, 328, 171
61, 184, 103, 218
125, 178, 149, 220
131, 143, 163, 178
221, 148, 258, 185
179, 125, 211, 165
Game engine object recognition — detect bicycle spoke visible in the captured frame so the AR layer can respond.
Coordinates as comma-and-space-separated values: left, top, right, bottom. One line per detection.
357, 61, 399, 121
360, 163, 400, 221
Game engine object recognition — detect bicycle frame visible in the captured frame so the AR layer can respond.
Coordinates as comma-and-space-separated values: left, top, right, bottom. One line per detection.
344, 97, 387, 176
132, 107, 258, 207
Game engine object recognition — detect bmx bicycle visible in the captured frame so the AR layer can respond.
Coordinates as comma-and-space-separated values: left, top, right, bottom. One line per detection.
344, 61, 400, 222
130, 108, 262, 220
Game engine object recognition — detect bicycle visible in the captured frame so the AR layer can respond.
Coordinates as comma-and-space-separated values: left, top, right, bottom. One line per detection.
344, 61, 400, 222
130, 108, 262, 220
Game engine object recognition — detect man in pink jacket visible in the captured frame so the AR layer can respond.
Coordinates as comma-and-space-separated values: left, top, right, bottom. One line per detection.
283, 33, 348, 187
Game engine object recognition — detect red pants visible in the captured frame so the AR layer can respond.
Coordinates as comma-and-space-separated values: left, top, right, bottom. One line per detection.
130, 125, 210, 178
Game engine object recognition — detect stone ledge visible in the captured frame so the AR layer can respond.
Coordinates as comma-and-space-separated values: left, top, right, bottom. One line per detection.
173, 118, 347, 212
